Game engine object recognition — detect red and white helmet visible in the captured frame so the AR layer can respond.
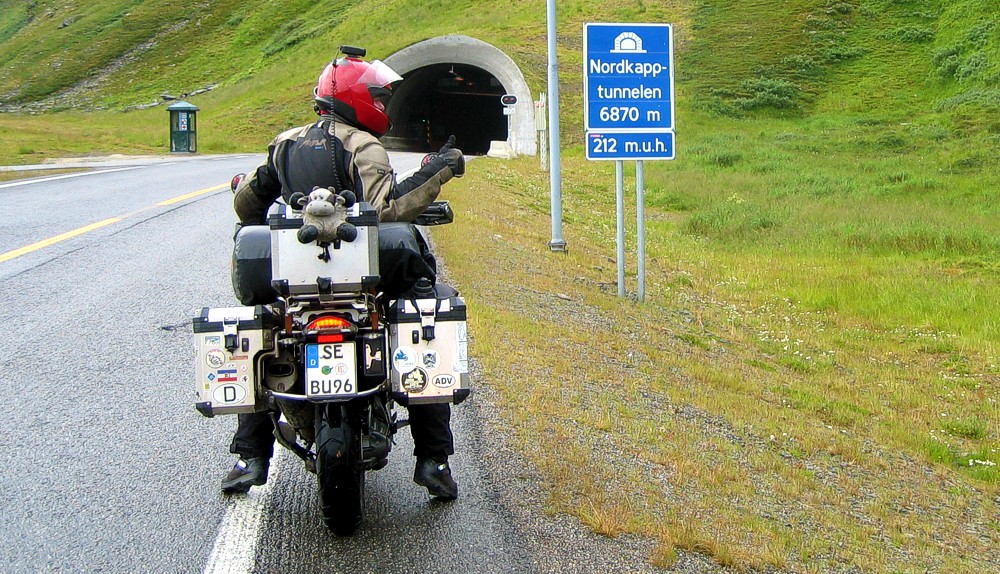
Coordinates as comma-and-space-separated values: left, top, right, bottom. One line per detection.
314, 51, 403, 137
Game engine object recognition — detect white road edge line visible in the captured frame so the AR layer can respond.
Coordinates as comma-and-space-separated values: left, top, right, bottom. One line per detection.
203, 450, 286, 574
0, 166, 143, 189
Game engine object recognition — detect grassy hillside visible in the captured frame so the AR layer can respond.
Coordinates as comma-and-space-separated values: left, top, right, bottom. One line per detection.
1, 0, 996, 153
1, 0, 997, 572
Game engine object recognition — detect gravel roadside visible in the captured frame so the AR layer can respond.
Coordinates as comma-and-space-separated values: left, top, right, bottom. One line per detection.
430, 232, 735, 574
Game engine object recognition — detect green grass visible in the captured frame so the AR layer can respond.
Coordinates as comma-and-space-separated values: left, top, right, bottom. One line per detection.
653, 113, 1000, 346
437, 153, 999, 572
1, 0, 999, 571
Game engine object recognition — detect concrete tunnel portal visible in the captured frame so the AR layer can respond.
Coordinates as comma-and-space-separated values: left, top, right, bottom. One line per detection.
382, 35, 537, 157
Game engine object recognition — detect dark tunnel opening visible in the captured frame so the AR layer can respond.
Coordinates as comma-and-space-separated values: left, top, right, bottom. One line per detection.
383, 63, 508, 155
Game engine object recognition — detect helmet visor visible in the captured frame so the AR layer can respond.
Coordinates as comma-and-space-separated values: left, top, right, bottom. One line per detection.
357, 60, 403, 88
368, 86, 392, 111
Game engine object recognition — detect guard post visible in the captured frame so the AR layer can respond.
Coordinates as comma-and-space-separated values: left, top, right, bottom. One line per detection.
167, 100, 199, 153
535, 93, 548, 172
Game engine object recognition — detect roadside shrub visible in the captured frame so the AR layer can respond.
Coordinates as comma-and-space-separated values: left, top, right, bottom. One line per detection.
826, 2, 854, 15
955, 53, 988, 82
821, 45, 866, 63
933, 21, 996, 82
806, 16, 843, 31
967, 20, 997, 44
734, 78, 802, 111
934, 45, 963, 78
782, 54, 821, 74
881, 26, 935, 43
696, 95, 743, 118
935, 89, 1000, 112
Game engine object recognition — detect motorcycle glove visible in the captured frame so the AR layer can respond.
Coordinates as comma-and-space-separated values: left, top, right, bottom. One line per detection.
439, 148, 465, 178
420, 135, 465, 178
438, 135, 457, 153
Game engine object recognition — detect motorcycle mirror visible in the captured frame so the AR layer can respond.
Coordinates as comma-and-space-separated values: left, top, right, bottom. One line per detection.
412, 201, 454, 226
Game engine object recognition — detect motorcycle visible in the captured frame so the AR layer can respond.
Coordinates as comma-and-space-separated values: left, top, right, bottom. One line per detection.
193, 190, 469, 535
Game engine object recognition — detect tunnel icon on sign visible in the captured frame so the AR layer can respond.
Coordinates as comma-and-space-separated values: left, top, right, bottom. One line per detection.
611, 32, 646, 54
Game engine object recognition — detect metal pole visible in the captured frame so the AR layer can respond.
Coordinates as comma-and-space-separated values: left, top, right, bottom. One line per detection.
636, 160, 646, 302
546, 0, 566, 252
616, 160, 625, 297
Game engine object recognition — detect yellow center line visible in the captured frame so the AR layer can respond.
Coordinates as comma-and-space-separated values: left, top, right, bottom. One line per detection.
157, 182, 229, 206
0, 182, 229, 264
0, 218, 122, 264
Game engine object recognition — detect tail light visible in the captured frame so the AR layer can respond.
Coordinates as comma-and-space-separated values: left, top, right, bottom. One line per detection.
305, 315, 355, 343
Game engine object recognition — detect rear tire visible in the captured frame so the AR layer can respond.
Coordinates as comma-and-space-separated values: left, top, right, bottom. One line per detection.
315, 404, 365, 535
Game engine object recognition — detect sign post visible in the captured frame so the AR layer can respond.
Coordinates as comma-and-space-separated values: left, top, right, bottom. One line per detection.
547, 0, 566, 252
584, 23, 675, 301
501, 94, 517, 158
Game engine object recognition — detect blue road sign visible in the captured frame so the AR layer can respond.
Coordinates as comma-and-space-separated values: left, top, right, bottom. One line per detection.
586, 130, 675, 161
584, 23, 674, 133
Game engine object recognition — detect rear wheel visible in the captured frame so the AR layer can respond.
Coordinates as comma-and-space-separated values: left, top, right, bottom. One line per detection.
315, 404, 365, 535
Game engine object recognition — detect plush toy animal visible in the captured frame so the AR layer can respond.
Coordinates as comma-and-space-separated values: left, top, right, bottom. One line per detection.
290, 187, 358, 246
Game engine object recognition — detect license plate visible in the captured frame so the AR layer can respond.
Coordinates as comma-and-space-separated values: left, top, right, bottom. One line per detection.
305, 343, 357, 398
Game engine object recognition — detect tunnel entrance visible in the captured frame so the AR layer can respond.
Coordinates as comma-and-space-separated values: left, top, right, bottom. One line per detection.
382, 35, 537, 157
384, 64, 507, 155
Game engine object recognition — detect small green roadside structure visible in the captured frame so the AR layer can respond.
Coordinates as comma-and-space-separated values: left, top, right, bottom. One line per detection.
167, 100, 199, 153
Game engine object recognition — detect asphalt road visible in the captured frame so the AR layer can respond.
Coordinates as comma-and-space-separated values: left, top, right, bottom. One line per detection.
0, 154, 713, 574
0, 154, 263, 573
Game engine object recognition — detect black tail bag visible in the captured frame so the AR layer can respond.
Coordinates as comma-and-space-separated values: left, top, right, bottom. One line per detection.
377, 222, 436, 298
232, 225, 276, 305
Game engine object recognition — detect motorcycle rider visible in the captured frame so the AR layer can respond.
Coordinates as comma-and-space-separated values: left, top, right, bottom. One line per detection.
223, 47, 465, 500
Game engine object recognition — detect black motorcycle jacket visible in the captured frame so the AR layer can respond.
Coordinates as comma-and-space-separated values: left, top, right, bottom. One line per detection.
234, 117, 455, 225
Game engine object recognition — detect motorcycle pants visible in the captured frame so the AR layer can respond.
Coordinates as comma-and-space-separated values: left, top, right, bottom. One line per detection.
408, 403, 454, 459
230, 411, 276, 459
229, 403, 454, 460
